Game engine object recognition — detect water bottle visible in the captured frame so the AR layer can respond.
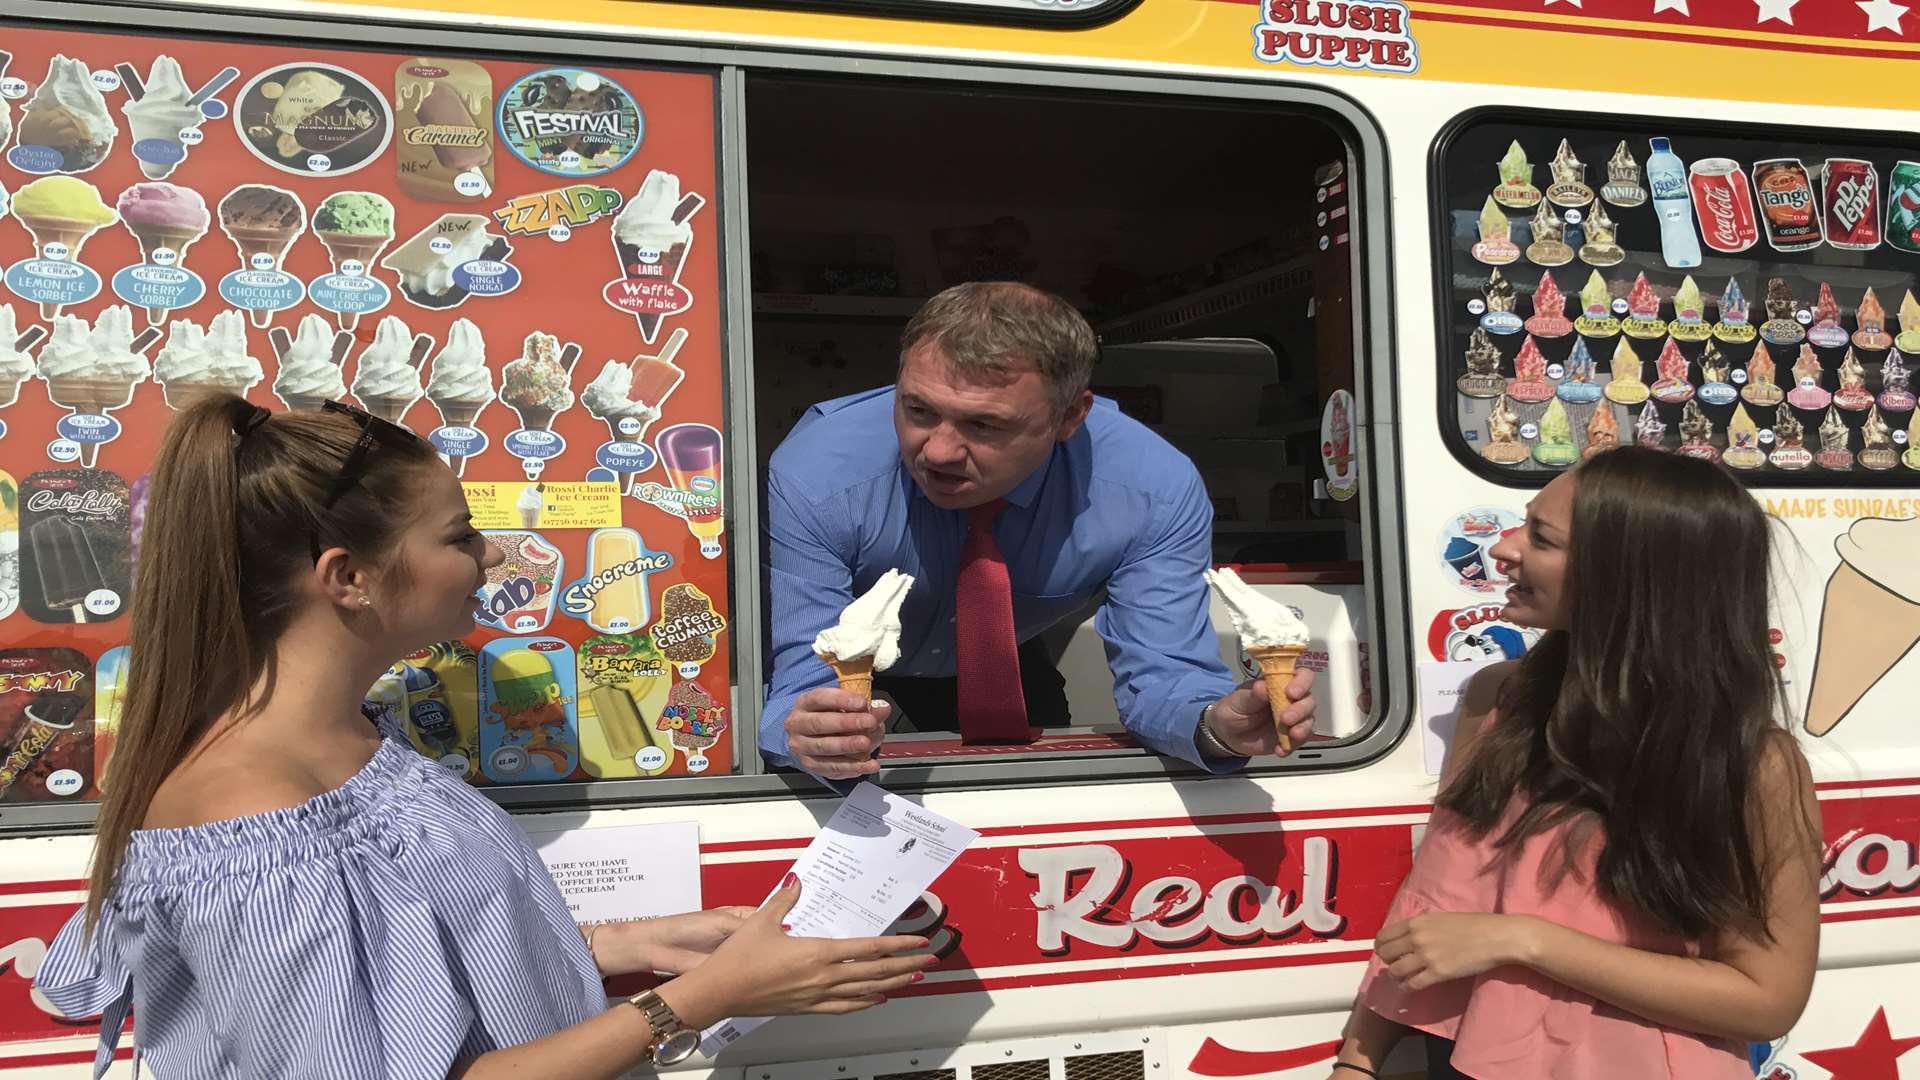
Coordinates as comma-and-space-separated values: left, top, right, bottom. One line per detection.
1647, 137, 1703, 268
401, 664, 461, 755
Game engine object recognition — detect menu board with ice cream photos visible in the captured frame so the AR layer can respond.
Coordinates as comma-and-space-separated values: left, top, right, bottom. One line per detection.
1436, 112, 1920, 486
0, 25, 734, 801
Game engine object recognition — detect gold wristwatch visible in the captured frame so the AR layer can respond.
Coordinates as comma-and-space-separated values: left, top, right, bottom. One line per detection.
628, 989, 700, 1066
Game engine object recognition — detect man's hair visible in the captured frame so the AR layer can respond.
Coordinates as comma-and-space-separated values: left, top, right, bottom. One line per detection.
899, 282, 1096, 416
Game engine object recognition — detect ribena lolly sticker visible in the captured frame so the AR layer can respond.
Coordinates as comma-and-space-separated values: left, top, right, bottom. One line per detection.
604, 169, 703, 344
476, 529, 562, 633
7, 176, 114, 320
20, 467, 131, 624
562, 527, 671, 635
577, 633, 673, 778
650, 581, 726, 678
0, 649, 92, 802
215, 183, 307, 329
119, 56, 237, 182
9, 55, 116, 175
234, 61, 393, 177
394, 57, 495, 203
479, 636, 579, 784
113, 182, 210, 326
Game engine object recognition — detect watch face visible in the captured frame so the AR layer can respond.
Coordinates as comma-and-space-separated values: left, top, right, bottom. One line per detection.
657, 1028, 701, 1065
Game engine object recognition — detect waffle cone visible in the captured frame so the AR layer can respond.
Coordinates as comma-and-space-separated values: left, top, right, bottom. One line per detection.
21, 216, 100, 255
359, 393, 418, 425
513, 404, 556, 431
316, 231, 392, 268
279, 390, 333, 412
1806, 563, 1920, 737
822, 653, 874, 698
435, 400, 485, 428
0, 378, 21, 409
46, 375, 135, 412
1249, 644, 1306, 748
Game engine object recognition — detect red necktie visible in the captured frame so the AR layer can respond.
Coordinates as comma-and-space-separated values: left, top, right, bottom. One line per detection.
955, 499, 1035, 743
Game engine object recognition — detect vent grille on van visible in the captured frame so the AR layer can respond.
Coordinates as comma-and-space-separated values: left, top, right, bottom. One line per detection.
975, 1061, 1051, 1080
876, 1070, 959, 1080
1064, 1050, 1145, 1080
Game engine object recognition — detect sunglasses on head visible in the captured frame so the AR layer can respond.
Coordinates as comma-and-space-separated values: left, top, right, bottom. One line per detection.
309, 401, 425, 563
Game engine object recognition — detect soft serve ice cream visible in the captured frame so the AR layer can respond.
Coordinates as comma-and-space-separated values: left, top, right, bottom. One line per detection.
351, 315, 425, 424
155, 310, 263, 407
1204, 567, 1311, 750
0, 306, 39, 407
273, 313, 348, 408
582, 359, 660, 425
123, 56, 209, 180
813, 569, 915, 696
18, 55, 117, 172
425, 318, 492, 475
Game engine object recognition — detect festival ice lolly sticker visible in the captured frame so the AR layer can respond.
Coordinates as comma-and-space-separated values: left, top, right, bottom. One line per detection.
650, 582, 726, 679
216, 183, 307, 329
37, 307, 159, 468
113, 182, 209, 326
476, 529, 562, 633
500, 331, 581, 479
7, 175, 114, 319
604, 169, 704, 344
117, 56, 237, 181
563, 527, 672, 635
479, 637, 578, 784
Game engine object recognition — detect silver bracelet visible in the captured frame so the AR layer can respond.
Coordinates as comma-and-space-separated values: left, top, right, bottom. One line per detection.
1195, 703, 1240, 760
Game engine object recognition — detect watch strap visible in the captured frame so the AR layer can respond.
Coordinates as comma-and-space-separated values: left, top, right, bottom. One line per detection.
626, 989, 685, 1061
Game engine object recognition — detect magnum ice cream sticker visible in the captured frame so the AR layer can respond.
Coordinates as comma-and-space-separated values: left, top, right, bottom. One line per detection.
0, 649, 92, 803
216, 184, 307, 329
20, 467, 130, 624
479, 637, 579, 784
604, 170, 704, 344
476, 529, 563, 634
577, 633, 673, 778
235, 62, 392, 177
395, 58, 494, 202
1806, 516, 1920, 737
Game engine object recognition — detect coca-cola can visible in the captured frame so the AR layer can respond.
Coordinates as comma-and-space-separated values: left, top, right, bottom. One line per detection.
1753, 158, 1823, 252
1824, 158, 1881, 250
1689, 158, 1759, 253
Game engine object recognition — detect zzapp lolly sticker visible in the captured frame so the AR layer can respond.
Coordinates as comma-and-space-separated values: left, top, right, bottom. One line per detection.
479, 637, 578, 784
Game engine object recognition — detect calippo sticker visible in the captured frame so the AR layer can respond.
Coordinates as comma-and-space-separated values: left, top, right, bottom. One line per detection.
479, 637, 579, 784
496, 68, 643, 178
1438, 507, 1521, 595
1689, 158, 1758, 253
1824, 159, 1880, 251
650, 582, 726, 678
1753, 158, 1822, 252
492, 184, 623, 237
561, 527, 672, 634
1426, 605, 1539, 661
476, 529, 562, 633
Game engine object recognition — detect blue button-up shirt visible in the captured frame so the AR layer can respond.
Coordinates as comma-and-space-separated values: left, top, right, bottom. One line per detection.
761, 386, 1239, 775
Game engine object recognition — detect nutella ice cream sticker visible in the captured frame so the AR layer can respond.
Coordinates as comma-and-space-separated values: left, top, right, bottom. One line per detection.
234, 62, 392, 177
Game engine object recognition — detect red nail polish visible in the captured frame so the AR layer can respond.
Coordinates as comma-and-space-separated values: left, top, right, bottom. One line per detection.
780, 923, 792, 932
910, 972, 924, 983
782, 871, 798, 889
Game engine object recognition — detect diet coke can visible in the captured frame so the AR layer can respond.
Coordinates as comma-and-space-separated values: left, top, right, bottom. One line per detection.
1689, 158, 1759, 253
1753, 158, 1822, 251
1824, 158, 1881, 250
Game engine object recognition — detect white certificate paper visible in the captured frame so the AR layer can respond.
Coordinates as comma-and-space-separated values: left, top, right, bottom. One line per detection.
700, 783, 979, 1055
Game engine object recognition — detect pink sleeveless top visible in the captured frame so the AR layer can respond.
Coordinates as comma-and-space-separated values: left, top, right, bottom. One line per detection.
1359, 802, 1751, 1080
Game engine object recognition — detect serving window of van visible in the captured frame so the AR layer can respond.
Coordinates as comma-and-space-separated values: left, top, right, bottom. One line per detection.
738, 74, 1386, 785
1435, 109, 1920, 486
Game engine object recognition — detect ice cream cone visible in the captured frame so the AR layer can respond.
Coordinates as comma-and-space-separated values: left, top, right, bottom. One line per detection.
513, 404, 556, 432
128, 224, 207, 325
47, 375, 136, 468
21, 216, 102, 320
519, 507, 541, 529
434, 399, 485, 475
0, 377, 22, 409
822, 652, 874, 699
605, 418, 655, 495
1248, 644, 1306, 752
279, 390, 334, 412
160, 380, 239, 411
225, 225, 298, 328
316, 230, 393, 331
1806, 563, 1920, 737
360, 393, 418, 426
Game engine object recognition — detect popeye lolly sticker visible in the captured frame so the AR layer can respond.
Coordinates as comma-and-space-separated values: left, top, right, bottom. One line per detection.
650, 582, 726, 679
479, 637, 579, 784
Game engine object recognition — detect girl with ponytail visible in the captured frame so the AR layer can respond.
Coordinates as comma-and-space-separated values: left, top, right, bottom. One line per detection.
37, 397, 930, 1079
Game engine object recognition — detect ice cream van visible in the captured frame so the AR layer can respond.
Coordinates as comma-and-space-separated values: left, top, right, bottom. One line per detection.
0, 0, 1917, 1077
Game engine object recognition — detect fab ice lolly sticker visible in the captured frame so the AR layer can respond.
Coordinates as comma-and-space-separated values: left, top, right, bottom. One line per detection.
562, 527, 671, 635
20, 468, 130, 624
479, 637, 579, 784
476, 529, 562, 633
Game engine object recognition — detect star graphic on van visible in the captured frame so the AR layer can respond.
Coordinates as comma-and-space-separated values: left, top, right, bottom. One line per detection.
1752, 0, 1798, 22
1652, 0, 1689, 13
1857, 0, 1910, 32
1800, 1008, 1920, 1080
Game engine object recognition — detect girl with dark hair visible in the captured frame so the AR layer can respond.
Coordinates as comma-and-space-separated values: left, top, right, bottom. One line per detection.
35, 397, 931, 1079
1326, 446, 1822, 1080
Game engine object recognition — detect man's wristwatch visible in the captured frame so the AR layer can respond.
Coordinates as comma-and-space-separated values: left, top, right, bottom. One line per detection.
627, 988, 700, 1066
1195, 702, 1241, 760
